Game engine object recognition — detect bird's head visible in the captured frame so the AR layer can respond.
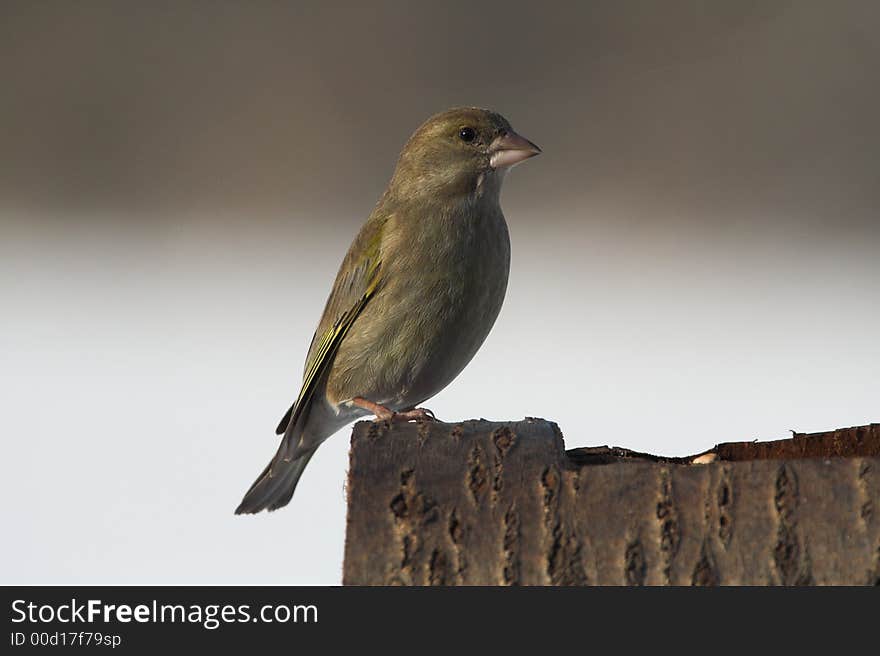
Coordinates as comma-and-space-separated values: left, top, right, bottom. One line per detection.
389, 107, 541, 203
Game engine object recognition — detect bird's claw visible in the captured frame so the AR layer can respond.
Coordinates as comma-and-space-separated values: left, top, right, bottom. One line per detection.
391, 407, 438, 423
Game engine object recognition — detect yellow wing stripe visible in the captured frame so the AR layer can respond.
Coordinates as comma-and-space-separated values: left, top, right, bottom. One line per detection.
295, 295, 366, 407
280, 262, 381, 441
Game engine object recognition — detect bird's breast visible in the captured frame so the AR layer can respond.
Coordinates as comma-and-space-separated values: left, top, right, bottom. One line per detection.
328, 202, 510, 409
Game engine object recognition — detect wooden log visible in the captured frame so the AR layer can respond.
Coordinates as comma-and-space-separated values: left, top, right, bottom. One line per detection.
342, 419, 880, 585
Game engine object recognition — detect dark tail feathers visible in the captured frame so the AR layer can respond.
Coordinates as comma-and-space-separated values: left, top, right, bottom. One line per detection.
235, 444, 318, 514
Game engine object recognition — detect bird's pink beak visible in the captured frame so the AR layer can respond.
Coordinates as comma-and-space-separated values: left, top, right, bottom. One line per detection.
489, 130, 542, 169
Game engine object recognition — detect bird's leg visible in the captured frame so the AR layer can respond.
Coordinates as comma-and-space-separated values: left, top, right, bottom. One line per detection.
351, 397, 438, 423
351, 397, 395, 421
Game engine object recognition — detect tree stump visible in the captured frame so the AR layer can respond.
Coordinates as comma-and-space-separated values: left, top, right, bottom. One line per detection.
342, 420, 880, 585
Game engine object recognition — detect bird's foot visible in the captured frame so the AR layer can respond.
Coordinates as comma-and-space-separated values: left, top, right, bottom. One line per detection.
351, 397, 439, 423
393, 407, 438, 423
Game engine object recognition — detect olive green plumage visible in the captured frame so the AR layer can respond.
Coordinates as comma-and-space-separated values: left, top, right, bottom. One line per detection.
236, 107, 540, 514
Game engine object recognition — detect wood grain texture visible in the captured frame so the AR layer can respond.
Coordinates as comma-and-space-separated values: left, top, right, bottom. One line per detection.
342, 420, 880, 585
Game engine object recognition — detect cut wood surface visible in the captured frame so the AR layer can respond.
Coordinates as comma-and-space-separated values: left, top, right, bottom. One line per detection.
342, 420, 880, 585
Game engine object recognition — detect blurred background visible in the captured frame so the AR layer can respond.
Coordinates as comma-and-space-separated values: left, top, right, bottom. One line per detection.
2, 1, 878, 584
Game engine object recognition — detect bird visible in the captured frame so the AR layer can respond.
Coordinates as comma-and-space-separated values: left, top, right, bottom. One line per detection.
235, 107, 541, 514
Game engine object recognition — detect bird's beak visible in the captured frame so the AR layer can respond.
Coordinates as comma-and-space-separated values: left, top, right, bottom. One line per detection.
489, 130, 542, 169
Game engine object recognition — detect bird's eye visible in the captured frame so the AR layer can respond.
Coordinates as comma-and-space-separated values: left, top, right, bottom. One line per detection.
458, 127, 476, 143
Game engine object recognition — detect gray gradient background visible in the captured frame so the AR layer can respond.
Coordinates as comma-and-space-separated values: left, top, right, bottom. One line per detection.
2, 1, 878, 584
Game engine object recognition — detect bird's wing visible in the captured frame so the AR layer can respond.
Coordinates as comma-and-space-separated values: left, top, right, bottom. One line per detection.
275, 214, 387, 435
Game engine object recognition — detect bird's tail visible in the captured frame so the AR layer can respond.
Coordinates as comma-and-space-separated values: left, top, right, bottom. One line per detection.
235, 441, 318, 514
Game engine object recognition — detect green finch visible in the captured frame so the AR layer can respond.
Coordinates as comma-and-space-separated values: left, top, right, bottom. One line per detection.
235, 107, 540, 514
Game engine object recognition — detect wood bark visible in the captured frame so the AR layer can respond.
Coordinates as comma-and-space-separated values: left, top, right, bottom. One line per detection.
342, 420, 880, 585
